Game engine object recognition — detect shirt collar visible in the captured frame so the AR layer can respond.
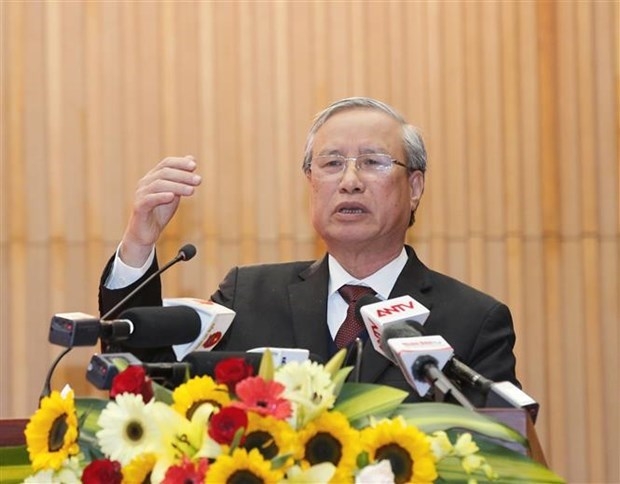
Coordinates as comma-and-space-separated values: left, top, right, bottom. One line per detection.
327, 247, 408, 299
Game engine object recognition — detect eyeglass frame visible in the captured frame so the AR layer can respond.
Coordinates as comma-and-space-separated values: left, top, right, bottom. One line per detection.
309, 153, 410, 178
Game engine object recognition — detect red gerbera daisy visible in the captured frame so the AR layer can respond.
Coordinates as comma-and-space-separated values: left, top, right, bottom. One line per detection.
162, 456, 209, 484
233, 376, 292, 419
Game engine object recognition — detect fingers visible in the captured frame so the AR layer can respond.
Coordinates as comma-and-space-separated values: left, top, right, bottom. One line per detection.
135, 156, 202, 212
122, 156, 202, 254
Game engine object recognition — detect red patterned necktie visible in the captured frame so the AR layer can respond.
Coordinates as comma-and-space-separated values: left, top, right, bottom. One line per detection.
335, 285, 375, 348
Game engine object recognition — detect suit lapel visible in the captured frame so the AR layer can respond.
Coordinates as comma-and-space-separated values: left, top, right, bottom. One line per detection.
288, 256, 332, 362
359, 246, 435, 383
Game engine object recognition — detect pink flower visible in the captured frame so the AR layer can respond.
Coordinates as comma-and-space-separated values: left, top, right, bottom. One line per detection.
233, 376, 292, 419
162, 457, 209, 484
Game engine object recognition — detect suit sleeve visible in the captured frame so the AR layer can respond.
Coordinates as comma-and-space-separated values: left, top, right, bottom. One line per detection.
467, 302, 521, 388
98, 251, 174, 362
98, 252, 163, 318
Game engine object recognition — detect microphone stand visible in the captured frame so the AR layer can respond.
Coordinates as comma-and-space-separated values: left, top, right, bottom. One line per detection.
39, 244, 196, 401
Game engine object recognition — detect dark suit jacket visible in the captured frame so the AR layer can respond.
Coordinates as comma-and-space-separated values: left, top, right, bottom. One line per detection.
99, 245, 519, 405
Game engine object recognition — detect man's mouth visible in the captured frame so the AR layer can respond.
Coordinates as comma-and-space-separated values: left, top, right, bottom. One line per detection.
338, 207, 364, 214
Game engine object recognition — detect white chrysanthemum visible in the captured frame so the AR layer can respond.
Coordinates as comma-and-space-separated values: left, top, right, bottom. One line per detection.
275, 360, 336, 428
23, 456, 82, 483
96, 393, 161, 465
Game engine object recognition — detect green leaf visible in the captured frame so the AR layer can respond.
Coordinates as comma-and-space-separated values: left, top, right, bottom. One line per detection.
395, 402, 527, 446
324, 348, 347, 377
330, 366, 353, 399
334, 382, 408, 425
75, 397, 109, 436
436, 434, 565, 483
258, 349, 275, 381
0, 446, 32, 484
153, 381, 174, 404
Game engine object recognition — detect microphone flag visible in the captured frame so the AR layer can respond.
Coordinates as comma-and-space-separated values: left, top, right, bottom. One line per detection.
358, 295, 430, 359
166, 297, 235, 360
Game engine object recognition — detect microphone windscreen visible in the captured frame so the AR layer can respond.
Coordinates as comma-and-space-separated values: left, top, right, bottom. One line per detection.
183, 351, 263, 377
379, 321, 424, 360
120, 306, 201, 348
179, 244, 197, 261
354, 294, 381, 321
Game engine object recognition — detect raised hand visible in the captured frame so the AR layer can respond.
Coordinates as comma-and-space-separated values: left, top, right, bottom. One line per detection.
119, 155, 201, 267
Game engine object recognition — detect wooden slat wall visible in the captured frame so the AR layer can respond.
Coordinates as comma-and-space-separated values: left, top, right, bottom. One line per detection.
1, 2, 617, 482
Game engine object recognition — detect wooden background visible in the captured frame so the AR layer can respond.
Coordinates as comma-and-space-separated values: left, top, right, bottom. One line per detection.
1, 1, 618, 482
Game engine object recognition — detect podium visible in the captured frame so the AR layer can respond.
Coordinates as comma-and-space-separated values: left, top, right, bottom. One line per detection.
478, 407, 547, 466
0, 419, 27, 447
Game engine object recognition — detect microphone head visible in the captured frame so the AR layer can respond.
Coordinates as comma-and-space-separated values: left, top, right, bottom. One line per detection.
354, 294, 381, 321
119, 306, 201, 348
379, 321, 424, 360
178, 244, 197, 261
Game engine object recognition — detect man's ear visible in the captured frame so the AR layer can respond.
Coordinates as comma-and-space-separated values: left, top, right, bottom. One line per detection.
409, 170, 425, 212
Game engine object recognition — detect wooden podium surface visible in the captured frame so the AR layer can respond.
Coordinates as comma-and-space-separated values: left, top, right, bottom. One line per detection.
0, 419, 27, 447
478, 407, 547, 467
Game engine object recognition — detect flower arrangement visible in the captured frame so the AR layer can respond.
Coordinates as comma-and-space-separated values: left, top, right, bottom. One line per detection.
16, 349, 563, 483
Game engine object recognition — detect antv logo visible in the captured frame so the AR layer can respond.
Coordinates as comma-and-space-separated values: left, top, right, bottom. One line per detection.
375, 301, 415, 317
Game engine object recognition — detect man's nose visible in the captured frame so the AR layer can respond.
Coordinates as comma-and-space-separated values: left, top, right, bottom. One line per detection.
339, 159, 364, 190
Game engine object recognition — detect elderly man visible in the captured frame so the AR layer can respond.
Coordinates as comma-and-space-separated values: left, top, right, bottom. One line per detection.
99, 97, 519, 404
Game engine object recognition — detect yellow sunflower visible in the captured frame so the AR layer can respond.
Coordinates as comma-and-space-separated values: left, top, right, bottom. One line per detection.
360, 418, 437, 484
24, 389, 80, 471
172, 375, 231, 419
240, 411, 300, 462
208, 447, 284, 483
122, 452, 157, 484
294, 410, 361, 484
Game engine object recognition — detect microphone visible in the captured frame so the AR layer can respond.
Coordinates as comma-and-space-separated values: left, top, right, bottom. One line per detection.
164, 298, 236, 360
87, 350, 324, 390
381, 324, 475, 409
355, 294, 430, 359
49, 305, 202, 348
184, 350, 324, 377
87, 352, 194, 390
40, 244, 197, 400
355, 295, 473, 409
101, 243, 197, 320
389, 319, 540, 422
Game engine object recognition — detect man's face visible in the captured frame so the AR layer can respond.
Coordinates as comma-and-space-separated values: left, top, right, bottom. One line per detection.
307, 108, 424, 253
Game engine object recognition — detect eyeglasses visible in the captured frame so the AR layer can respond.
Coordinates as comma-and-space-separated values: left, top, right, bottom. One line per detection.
310, 153, 408, 179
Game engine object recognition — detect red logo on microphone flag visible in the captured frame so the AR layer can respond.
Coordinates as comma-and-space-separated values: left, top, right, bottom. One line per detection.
202, 331, 222, 349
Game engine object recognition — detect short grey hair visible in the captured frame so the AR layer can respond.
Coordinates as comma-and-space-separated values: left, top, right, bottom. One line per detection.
302, 97, 427, 174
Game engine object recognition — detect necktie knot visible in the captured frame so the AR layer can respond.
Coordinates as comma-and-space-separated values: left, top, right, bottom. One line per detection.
335, 285, 375, 348
338, 284, 375, 304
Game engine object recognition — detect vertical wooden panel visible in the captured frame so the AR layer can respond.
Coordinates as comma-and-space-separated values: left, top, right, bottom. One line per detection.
443, 1, 468, 282
574, 2, 606, 479
481, 1, 507, 300
425, 1, 447, 272
462, 1, 485, 290
592, 2, 619, 481
537, 0, 567, 472
403, 1, 431, 261
516, 0, 549, 450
